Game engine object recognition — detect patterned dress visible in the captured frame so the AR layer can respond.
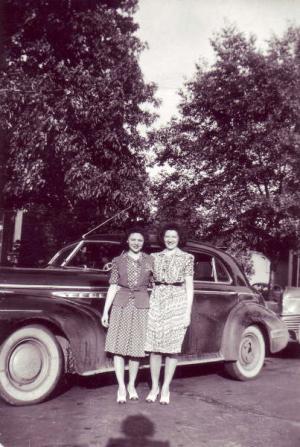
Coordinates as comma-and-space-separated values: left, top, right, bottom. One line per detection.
105, 254, 149, 357
145, 248, 194, 354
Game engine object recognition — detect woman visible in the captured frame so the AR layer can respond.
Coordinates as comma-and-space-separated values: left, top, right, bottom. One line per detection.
101, 228, 152, 403
145, 224, 194, 404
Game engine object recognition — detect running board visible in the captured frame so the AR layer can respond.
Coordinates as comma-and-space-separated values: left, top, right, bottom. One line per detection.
81, 352, 224, 376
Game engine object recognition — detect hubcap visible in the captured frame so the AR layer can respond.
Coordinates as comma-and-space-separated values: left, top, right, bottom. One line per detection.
8, 340, 48, 386
240, 335, 259, 369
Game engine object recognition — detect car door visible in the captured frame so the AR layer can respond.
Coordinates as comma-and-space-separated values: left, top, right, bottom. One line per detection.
182, 250, 239, 357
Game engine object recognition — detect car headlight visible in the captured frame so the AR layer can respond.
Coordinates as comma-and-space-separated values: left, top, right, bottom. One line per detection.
282, 298, 300, 315
52, 291, 105, 299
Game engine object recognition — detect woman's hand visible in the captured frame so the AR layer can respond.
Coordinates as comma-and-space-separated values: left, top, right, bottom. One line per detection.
101, 312, 109, 328
101, 284, 119, 328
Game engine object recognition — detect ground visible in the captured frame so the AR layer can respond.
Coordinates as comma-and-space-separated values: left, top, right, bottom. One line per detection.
0, 346, 300, 447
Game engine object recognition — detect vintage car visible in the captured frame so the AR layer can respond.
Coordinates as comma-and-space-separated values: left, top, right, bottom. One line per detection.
252, 283, 300, 343
280, 287, 300, 343
253, 283, 300, 343
0, 234, 289, 406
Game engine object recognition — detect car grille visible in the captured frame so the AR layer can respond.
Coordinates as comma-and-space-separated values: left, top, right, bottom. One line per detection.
281, 315, 300, 332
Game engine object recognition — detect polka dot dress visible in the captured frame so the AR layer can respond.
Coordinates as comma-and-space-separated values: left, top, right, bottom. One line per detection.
105, 254, 149, 358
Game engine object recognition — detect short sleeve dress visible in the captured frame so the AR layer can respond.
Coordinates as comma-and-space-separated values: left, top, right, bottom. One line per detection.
145, 248, 194, 354
105, 254, 150, 358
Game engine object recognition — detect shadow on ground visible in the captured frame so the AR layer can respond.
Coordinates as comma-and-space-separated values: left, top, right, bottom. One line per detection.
272, 342, 300, 358
105, 414, 170, 447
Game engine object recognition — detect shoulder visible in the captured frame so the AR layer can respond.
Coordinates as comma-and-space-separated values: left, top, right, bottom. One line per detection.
142, 253, 153, 266
179, 250, 194, 262
142, 253, 152, 261
113, 254, 126, 264
150, 251, 164, 261
142, 253, 153, 270
150, 251, 163, 258
187, 252, 195, 260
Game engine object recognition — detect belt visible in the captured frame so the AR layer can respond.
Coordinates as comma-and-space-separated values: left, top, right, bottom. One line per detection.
119, 285, 148, 292
154, 281, 184, 286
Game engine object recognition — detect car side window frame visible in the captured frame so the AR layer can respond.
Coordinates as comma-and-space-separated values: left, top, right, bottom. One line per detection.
189, 249, 233, 285
214, 256, 233, 284
212, 257, 217, 282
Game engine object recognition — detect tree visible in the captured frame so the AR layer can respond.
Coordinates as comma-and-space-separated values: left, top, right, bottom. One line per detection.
152, 26, 300, 274
0, 0, 157, 242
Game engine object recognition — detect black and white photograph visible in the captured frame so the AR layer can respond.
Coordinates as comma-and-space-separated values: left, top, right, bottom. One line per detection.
0, 0, 300, 446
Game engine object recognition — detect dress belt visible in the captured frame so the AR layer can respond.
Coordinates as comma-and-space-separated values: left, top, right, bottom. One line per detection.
118, 285, 148, 292
154, 281, 184, 286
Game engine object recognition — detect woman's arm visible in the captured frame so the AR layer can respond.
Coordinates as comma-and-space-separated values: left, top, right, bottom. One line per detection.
101, 284, 119, 328
101, 258, 119, 327
183, 253, 194, 327
184, 275, 194, 327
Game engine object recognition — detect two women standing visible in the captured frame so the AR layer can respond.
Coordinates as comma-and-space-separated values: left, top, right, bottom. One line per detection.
101, 224, 194, 404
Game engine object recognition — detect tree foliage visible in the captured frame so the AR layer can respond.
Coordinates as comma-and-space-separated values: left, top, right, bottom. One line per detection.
0, 0, 156, 231
152, 26, 300, 268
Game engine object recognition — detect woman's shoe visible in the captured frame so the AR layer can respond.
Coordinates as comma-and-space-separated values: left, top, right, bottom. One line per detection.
127, 385, 139, 401
146, 387, 160, 403
160, 391, 170, 405
117, 387, 127, 404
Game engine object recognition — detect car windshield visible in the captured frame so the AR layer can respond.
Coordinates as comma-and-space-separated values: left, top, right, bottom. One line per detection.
49, 244, 77, 267
64, 241, 123, 271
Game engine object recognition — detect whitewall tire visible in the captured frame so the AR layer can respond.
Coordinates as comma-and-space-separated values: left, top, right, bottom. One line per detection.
0, 325, 63, 405
224, 325, 265, 380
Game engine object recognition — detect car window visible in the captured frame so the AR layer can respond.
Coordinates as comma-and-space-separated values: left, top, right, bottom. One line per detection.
215, 258, 231, 283
66, 242, 122, 271
49, 243, 77, 267
191, 252, 232, 283
193, 252, 215, 282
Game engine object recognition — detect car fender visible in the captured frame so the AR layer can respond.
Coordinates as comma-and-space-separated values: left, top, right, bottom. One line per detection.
220, 301, 288, 360
0, 294, 107, 375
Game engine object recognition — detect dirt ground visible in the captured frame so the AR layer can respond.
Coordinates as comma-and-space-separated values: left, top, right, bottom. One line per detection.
1, 346, 300, 447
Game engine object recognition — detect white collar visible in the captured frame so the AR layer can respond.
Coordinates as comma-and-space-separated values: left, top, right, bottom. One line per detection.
160, 248, 182, 257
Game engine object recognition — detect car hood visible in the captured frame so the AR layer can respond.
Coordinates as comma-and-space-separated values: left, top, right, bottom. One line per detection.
0, 266, 108, 289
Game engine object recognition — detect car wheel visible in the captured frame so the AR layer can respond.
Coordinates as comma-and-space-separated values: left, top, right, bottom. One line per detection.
224, 325, 265, 381
0, 325, 63, 405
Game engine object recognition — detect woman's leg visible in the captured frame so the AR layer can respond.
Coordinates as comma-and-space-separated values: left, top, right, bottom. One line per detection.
161, 355, 178, 401
114, 355, 126, 399
128, 359, 139, 395
150, 352, 162, 390
146, 353, 162, 401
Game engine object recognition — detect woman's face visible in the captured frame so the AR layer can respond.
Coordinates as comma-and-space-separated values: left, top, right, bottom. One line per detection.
164, 230, 179, 250
127, 233, 144, 253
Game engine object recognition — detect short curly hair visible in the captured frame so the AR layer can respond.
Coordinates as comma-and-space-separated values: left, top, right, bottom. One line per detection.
122, 226, 149, 250
158, 223, 186, 248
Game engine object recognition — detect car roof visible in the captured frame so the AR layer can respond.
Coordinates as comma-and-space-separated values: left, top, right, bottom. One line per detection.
82, 233, 121, 241
82, 234, 233, 261
51, 233, 249, 286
